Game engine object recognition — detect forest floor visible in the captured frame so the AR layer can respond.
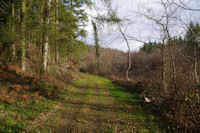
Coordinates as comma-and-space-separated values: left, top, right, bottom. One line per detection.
0, 72, 168, 133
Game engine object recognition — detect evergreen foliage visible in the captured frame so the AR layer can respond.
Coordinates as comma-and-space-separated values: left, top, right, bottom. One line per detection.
0, 0, 90, 74
140, 41, 158, 53
92, 20, 100, 58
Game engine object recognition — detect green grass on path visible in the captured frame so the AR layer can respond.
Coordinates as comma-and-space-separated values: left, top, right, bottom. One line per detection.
0, 73, 167, 133
87, 74, 167, 133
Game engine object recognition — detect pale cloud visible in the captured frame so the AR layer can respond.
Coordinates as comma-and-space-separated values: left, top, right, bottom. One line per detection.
84, 0, 200, 52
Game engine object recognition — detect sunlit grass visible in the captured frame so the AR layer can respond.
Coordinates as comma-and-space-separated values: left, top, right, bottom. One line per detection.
83, 74, 167, 133
73, 76, 86, 88
0, 85, 70, 133
0, 96, 57, 132
0, 73, 167, 132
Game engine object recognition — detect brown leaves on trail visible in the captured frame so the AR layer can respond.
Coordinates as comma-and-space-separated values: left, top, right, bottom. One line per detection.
32, 92, 39, 99
71, 58, 79, 66
0, 58, 75, 105
0, 86, 41, 104
11, 85, 22, 92
0, 63, 61, 104
0, 89, 16, 104
0, 64, 39, 104
4, 95, 14, 104
111, 78, 145, 94
7, 65, 23, 74
19, 94, 30, 100
0, 89, 7, 94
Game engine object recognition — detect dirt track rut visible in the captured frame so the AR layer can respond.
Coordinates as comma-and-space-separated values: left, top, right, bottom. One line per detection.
35, 75, 136, 133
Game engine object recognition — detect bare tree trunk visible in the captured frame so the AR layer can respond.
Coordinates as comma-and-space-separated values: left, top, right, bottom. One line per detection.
117, 23, 131, 81
21, 36, 26, 71
137, 0, 179, 92
21, 0, 26, 71
194, 44, 199, 84
161, 38, 167, 92
167, 36, 177, 92
163, 0, 177, 92
189, 27, 199, 85
68, 45, 70, 62
126, 50, 131, 81
179, 18, 200, 85
43, 0, 51, 73
55, 0, 59, 64
55, 43, 58, 63
39, 2, 44, 79
11, 1, 16, 61
44, 35, 49, 71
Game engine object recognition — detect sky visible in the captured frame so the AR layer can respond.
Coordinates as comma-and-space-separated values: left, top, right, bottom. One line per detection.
83, 0, 200, 52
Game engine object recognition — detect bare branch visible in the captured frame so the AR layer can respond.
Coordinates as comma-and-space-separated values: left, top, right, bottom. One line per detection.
174, 0, 200, 12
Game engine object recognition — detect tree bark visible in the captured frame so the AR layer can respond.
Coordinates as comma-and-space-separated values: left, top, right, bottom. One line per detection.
161, 38, 167, 92
167, 36, 177, 93
117, 23, 131, 81
189, 27, 199, 85
11, 1, 16, 61
21, 0, 26, 71
55, 0, 59, 64
194, 43, 199, 84
187, 24, 200, 85
163, 0, 177, 92
43, 0, 51, 73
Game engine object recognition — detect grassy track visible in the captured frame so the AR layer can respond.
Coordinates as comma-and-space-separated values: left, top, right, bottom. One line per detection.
0, 73, 167, 132
54, 74, 167, 132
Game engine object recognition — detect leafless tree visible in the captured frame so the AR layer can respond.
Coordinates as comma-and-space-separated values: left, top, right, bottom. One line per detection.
136, 0, 179, 92
95, 0, 133, 80
117, 23, 132, 80
42, 0, 51, 74
175, 0, 200, 85
178, 19, 200, 85
174, 0, 200, 12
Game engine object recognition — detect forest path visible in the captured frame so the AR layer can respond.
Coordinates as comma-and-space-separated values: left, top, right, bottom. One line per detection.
34, 74, 166, 133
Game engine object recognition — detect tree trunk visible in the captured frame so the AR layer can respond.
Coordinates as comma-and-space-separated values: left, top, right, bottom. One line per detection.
21, 35, 26, 71
161, 38, 167, 92
55, 42, 59, 63
21, 0, 26, 71
126, 50, 131, 81
194, 44, 199, 84
167, 37, 177, 93
11, 1, 16, 61
43, 0, 51, 73
117, 23, 131, 81
55, 0, 59, 64
43, 35, 49, 71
